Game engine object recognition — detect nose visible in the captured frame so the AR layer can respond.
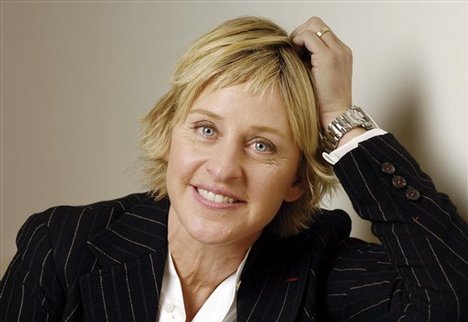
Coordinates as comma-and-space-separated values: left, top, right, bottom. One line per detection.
205, 142, 243, 182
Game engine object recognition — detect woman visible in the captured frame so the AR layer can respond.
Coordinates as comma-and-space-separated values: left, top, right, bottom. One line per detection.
1, 16, 466, 322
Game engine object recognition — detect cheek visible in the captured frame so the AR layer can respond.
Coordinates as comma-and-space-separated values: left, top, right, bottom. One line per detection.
251, 166, 296, 199
260, 161, 300, 198
166, 137, 206, 180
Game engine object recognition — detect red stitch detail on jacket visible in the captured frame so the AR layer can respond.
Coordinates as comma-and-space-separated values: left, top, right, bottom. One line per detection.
285, 277, 299, 282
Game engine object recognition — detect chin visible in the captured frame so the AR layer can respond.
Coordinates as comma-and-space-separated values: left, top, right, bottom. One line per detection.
186, 218, 256, 247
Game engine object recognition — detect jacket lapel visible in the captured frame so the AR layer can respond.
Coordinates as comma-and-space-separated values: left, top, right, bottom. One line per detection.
237, 210, 351, 322
236, 233, 312, 322
79, 198, 169, 322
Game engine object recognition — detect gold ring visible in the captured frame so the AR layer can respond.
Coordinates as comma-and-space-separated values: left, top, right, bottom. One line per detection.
316, 27, 331, 38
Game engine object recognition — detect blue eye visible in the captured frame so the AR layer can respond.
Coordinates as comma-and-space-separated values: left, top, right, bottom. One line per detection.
254, 142, 268, 152
200, 126, 215, 137
253, 141, 274, 153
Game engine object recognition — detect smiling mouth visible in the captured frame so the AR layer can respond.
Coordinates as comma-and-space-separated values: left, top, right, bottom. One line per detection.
197, 188, 237, 204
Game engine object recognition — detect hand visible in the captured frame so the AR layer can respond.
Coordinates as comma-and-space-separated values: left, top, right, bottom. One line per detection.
291, 17, 353, 128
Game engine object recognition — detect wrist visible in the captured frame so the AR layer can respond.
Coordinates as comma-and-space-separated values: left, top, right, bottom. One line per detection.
336, 127, 367, 148
318, 102, 353, 128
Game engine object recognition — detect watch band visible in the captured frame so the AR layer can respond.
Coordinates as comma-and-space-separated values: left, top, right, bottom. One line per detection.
321, 106, 377, 153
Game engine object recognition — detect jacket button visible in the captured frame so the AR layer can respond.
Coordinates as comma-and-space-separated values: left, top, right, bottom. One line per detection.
392, 175, 407, 189
381, 162, 396, 174
406, 186, 421, 201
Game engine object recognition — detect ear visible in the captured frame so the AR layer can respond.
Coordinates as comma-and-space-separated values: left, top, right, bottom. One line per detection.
163, 148, 169, 162
284, 183, 304, 202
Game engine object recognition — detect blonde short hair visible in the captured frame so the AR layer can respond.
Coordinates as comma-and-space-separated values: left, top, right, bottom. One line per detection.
141, 16, 335, 237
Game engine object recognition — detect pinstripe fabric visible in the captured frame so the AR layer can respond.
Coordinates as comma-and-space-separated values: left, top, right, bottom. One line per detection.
1, 133, 467, 321
325, 134, 468, 321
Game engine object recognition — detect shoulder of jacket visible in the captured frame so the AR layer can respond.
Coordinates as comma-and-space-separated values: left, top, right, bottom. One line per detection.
42, 192, 150, 222
306, 208, 352, 241
20, 192, 154, 245
272, 209, 352, 253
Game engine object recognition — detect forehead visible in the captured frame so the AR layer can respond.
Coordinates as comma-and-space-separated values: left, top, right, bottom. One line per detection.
188, 83, 295, 135
192, 82, 284, 112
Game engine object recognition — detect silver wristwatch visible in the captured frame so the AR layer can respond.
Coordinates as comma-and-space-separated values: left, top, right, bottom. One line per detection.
321, 106, 377, 153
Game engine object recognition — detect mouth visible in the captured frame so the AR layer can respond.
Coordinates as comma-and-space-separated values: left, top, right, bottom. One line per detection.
196, 187, 240, 204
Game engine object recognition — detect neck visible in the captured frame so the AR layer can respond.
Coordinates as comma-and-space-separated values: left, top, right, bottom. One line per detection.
167, 209, 256, 320
167, 216, 252, 287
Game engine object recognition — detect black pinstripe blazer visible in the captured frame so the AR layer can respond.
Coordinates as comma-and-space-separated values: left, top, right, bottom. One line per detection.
1, 134, 467, 322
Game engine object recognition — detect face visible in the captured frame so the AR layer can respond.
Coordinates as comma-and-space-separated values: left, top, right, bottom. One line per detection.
165, 83, 303, 249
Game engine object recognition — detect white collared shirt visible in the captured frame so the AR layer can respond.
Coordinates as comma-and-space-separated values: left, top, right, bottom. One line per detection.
157, 250, 249, 322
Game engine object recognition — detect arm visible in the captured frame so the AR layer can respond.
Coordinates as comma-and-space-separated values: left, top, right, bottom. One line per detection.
291, 17, 468, 321
328, 133, 468, 321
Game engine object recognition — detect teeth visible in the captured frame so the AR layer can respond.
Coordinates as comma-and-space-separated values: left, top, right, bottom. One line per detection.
198, 188, 235, 204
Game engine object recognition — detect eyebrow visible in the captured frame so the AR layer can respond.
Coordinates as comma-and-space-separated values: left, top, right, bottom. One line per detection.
188, 108, 288, 139
188, 109, 222, 120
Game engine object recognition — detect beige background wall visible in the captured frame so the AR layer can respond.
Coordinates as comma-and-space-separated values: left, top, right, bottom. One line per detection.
1, 1, 467, 277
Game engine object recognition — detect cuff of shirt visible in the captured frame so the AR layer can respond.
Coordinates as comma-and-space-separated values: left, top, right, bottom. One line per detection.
322, 128, 388, 165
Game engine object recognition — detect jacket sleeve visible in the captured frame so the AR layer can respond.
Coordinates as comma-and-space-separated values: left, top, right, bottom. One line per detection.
325, 133, 468, 321
0, 209, 62, 322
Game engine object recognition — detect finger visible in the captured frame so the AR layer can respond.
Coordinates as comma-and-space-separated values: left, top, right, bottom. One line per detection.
290, 20, 308, 40
290, 16, 326, 39
318, 29, 348, 52
291, 29, 329, 55
291, 17, 344, 51
316, 27, 334, 42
